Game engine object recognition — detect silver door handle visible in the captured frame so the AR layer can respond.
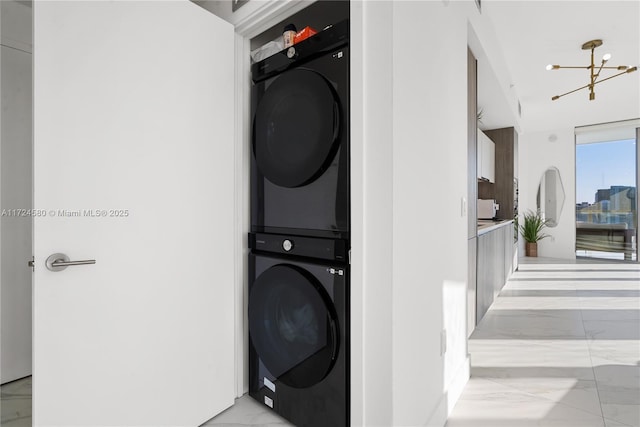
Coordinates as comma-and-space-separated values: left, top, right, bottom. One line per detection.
46, 253, 96, 272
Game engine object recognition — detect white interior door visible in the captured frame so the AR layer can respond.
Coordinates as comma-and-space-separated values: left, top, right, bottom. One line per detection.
33, 1, 235, 425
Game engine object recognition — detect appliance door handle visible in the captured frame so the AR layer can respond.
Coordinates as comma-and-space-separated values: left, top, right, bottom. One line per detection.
332, 101, 340, 143
329, 317, 339, 361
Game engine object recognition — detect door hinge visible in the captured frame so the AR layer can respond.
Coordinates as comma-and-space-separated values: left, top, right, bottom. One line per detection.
28, 256, 35, 272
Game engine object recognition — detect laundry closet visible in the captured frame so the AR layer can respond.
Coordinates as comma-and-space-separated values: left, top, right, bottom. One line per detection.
245, 2, 350, 425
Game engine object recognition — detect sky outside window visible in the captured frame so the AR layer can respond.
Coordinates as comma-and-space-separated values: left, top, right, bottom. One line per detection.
576, 139, 636, 204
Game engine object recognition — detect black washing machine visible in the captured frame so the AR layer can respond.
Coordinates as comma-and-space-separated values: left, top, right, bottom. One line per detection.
251, 19, 350, 240
248, 233, 349, 427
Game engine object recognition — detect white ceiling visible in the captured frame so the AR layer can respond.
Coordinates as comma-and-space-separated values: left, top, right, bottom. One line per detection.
479, 0, 640, 134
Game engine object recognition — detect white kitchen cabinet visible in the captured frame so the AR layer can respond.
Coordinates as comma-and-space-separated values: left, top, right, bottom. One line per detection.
485, 131, 495, 182
476, 128, 482, 180
477, 129, 495, 183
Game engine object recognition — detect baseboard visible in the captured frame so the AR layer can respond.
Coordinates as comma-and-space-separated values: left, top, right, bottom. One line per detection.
424, 356, 471, 427
424, 392, 448, 427
447, 356, 471, 417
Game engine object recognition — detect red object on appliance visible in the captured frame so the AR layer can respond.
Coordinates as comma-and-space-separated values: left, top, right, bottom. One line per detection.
294, 26, 318, 44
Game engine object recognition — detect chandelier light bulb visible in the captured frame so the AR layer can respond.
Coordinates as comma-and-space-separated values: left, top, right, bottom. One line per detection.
546, 64, 553, 71
602, 53, 611, 61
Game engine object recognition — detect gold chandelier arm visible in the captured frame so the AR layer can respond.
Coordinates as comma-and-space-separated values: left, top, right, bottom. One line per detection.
600, 66, 629, 70
553, 65, 590, 69
593, 66, 637, 84
591, 62, 627, 82
551, 65, 627, 70
594, 61, 606, 83
551, 66, 637, 101
552, 82, 594, 100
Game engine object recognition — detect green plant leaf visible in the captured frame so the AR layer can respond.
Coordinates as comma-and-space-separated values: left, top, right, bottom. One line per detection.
519, 210, 550, 243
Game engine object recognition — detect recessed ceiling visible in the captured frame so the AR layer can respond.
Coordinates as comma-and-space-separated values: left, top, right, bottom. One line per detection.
482, 0, 639, 133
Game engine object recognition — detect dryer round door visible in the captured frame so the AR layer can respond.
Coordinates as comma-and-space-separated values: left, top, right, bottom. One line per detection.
249, 264, 339, 389
253, 69, 341, 188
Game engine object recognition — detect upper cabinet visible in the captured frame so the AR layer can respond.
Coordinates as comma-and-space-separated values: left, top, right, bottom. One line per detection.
477, 129, 495, 183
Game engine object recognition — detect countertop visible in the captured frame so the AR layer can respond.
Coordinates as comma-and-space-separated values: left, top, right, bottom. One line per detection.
477, 219, 514, 236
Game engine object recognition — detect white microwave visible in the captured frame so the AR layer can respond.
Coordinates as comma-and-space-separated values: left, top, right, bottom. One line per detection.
478, 199, 499, 219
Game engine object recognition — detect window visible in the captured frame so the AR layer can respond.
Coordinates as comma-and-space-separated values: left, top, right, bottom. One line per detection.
575, 123, 638, 261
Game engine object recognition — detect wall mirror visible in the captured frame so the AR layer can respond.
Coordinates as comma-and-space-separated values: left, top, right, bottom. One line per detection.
536, 167, 565, 227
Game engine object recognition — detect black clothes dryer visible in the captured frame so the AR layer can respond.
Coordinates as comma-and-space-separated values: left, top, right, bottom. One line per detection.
248, 233, 349, 427
251, 20, 349, 240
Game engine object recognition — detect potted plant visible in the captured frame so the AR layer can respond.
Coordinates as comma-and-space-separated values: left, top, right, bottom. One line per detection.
520, 210, 549, 257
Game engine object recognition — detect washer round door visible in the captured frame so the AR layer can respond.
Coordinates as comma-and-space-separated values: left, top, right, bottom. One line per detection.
253, 69, 341, 188
249, 264, 339, 389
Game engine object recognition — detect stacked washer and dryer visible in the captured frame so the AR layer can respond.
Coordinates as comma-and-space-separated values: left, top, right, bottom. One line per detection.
248, 19, 350, 427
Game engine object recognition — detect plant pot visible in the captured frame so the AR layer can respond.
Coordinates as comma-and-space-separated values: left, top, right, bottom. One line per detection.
525, 242, 538, 257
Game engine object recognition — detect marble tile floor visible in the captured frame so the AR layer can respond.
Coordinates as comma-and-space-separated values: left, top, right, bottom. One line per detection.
201, 395, 294, 427
3, 258, 638, 427
1, 376, 31, 427
447, 258, 640, 427
0, 375, 293, 427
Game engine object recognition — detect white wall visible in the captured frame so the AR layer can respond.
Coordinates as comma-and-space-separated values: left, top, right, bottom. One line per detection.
390, 2, 473, 425
349, 1, 394, 425
194, 0, 274, 24
519, 128, 576, 259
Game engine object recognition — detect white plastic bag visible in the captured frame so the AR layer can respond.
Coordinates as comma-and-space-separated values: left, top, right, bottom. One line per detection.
251, 40, 284, 63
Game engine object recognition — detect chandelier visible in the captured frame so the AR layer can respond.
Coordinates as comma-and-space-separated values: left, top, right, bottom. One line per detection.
547, 39, 637, 101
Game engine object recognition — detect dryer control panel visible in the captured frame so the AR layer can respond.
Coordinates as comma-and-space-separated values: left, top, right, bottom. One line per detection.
249, 232, 348, 262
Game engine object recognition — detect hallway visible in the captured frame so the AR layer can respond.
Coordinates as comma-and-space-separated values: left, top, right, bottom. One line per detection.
448, 259, 640, 427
